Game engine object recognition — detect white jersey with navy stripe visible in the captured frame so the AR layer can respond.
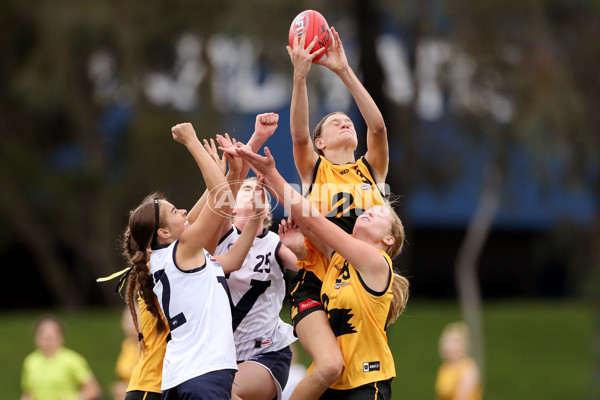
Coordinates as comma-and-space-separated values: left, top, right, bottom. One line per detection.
215, 226, 296, 361
151, 241, 237, 390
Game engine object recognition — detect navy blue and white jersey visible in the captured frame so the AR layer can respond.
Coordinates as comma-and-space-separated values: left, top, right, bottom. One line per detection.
215, 226, 296, 361
151, 241, 237, 390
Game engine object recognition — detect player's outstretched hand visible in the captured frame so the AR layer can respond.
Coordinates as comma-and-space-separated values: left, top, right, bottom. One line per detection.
315, 27, 348, 74
286, 31, 326, 79
216, 133, 240, 157
235, 146, 276, 177
203, 137, 226, 175
278, 216, 306, 256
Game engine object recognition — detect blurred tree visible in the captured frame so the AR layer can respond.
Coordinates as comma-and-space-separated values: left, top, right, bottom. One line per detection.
374, 0, 600, 389
446, 0, 600, 391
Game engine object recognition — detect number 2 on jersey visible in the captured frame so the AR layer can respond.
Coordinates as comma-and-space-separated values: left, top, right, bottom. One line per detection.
153, 270, 187, 331
327, 191, 355, 218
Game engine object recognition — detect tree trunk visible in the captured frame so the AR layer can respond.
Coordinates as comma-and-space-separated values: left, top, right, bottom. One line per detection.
354, 0, 390, 157
454, 127, 504, 379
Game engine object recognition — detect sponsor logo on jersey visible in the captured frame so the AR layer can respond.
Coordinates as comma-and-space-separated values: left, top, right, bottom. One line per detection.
334, 282, 351, 290
361, 185, 371, 190
227, 243, 234, 250
298, 299, 322, 312
340, 168, 350, 175
363, 361, 381, 372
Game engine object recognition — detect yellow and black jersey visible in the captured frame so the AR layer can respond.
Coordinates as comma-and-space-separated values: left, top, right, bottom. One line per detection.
308, 250, 395, 390
435, 357, 482, 400
126, 297, 168, 394
115, 337, 139, 381
305, 156, 386, 234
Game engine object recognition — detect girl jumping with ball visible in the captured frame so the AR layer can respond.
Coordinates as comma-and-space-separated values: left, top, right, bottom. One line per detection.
285, 26, 392, 399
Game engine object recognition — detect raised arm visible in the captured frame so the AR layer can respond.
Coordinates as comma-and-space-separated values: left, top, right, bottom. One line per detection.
186, 137, 227, 226
243, 112, 280, 179
236, 147, 390, 291
171, 123, 232, 270
203, 133, 245, 246
316, 27, 388, 183
214, 177, 265, 273
286, 34, 325, 183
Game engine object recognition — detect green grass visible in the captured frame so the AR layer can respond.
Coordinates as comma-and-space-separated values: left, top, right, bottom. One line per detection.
0, 300, 592, 399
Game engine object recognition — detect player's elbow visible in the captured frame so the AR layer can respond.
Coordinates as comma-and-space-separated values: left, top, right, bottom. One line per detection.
369, 119, 387, 136
291, 133, 312, 147
313, 352, 343, 386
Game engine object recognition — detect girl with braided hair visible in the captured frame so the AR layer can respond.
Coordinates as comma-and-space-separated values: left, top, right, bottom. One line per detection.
121, 122, 265, 400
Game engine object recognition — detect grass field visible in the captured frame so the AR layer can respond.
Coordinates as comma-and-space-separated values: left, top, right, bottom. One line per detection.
0, 300, 592, 399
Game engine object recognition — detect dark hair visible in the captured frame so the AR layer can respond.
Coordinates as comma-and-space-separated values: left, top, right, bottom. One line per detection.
121, 193, 168, 341
312, 111, 349, 156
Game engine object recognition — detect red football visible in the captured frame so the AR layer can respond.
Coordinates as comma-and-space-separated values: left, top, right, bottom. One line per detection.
288, 10, 331, 62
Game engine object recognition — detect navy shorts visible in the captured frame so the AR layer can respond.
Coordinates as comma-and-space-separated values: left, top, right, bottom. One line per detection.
161, 369, 236, 400
242, 346, 293, 398
289, 268, 324, 330
320, 379, 392, 400
125, 391, 161, 400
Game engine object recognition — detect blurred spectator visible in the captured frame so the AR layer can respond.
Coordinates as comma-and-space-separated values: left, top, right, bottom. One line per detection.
435, 322, 482, 400
281, 343, 307, 400
20, 315, 101, 400
112, 306, 140, 400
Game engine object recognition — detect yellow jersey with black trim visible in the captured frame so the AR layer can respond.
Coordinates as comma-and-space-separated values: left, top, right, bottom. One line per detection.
126, 296, 169, 394
294, 239, 328, 280
115, 337, 139, 381
305, 156, 386, 234
435, 357, 482, 400
308, 250, 395, 390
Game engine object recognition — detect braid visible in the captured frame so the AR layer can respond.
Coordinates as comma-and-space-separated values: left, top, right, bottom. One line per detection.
121, 224, 167, 341
122, 227, 144, 339
387, 271, 410, 326
138, 264, 167, 333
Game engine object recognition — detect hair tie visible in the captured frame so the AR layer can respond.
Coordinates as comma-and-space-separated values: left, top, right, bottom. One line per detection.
138, 332, 144, 342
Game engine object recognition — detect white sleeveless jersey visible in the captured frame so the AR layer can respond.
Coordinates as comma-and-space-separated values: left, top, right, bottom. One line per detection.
215, 226, 296, 361
150, 241, 237, 390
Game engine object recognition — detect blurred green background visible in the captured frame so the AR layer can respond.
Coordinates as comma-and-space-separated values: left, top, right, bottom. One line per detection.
1, 301, 592, 399
1, 0, 599, 398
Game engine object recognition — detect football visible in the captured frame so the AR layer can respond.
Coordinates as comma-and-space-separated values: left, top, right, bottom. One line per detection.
288, 10, 331, 62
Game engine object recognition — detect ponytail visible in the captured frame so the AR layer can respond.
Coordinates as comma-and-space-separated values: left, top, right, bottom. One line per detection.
387, 272, 409, 326
121, 197, 168, 344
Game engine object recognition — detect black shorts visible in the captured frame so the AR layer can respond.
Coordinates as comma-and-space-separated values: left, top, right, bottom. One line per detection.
320, 379, 392, 400
161, 369, 236, 400
125, 391, 161, 400
289, 268, 324, 330
242, 346, 293, 399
